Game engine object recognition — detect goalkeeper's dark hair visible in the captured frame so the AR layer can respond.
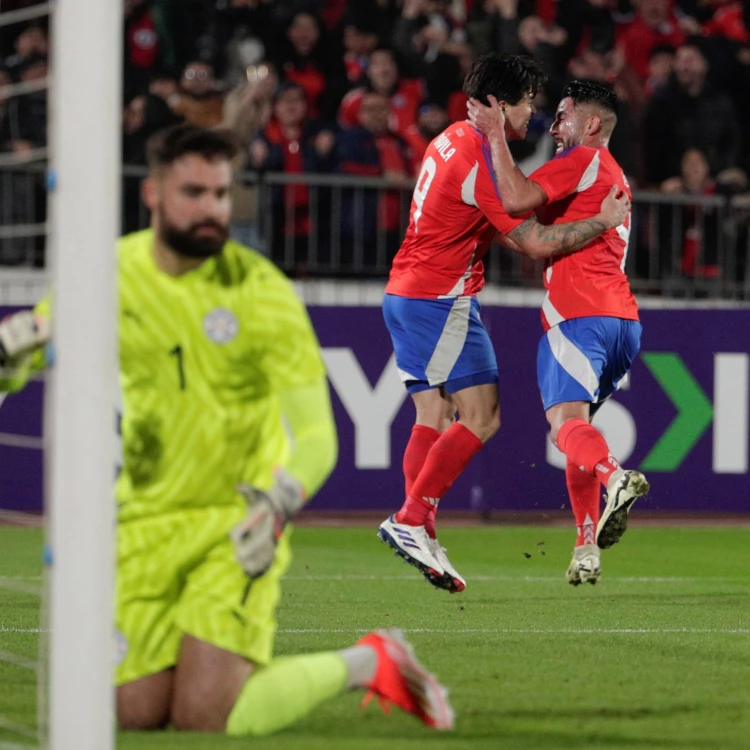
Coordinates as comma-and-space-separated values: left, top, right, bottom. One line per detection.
146, 124, 238, 171
562, 80, 619, 115
462, 53, 546, 106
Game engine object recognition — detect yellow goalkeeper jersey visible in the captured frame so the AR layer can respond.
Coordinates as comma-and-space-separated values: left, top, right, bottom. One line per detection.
117, 229, 325, 522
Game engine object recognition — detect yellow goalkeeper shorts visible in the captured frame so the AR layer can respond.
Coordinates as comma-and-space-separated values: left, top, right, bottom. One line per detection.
115, 505, 292, 686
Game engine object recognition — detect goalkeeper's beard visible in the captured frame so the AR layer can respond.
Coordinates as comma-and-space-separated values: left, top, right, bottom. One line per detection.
159, 210, 229, 259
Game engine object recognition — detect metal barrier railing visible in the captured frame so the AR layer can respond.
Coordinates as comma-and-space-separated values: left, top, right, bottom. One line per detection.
2, 163, 750, 299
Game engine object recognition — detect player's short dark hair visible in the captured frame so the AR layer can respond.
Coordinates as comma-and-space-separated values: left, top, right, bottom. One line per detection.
462, 53, 546, 106
562, 80, 619, 114
146, 124, 238, 171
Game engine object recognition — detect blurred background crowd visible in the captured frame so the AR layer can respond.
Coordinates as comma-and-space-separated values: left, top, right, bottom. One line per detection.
1, 0, 750, 290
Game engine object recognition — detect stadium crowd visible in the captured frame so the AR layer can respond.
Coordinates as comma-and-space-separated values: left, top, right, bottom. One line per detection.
2, 0, 750, 278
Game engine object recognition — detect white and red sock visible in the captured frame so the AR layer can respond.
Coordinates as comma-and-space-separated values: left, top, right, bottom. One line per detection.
557, 418, 620, 488
566, 460, 600, 547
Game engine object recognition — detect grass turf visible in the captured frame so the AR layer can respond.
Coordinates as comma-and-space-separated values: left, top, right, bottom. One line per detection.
1, 524, 749, 750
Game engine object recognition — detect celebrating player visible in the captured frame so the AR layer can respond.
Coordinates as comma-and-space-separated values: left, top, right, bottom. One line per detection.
0, 124, 454, 734
467, 80, 650, 586
378, 55, 630, 594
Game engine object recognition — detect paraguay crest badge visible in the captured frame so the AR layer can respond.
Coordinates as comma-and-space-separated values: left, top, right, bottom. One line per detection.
203, 308, 239, 344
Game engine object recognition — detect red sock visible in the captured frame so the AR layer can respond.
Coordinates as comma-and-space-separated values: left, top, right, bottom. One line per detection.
566, 461, 600, 547
396, 423, 483, 532
403, 425, 441, 498
557, 418, 620, 487
424, 507, 437, 539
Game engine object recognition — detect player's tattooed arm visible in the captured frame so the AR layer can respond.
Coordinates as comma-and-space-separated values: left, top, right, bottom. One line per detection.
503, 186, 629, 259
505, 215, 608, 258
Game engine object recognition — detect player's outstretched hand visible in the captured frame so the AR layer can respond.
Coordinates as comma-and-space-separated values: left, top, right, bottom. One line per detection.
597, 185, 630, 229
231, 469, 306, 579
467, 95, 506, 138
0, 310, 49, 367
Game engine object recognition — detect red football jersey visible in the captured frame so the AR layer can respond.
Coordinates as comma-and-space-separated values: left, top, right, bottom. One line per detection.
530, 145, 639, 331
386, 122, 524, 299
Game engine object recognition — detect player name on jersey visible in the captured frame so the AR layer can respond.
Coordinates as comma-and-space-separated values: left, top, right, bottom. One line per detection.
433, 132, 455, 162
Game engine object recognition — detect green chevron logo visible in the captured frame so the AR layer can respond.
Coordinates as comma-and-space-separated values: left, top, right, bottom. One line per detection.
639, 353, 714, 471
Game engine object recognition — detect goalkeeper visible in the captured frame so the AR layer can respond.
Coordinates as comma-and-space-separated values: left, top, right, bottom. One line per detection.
0, 124, 453, 734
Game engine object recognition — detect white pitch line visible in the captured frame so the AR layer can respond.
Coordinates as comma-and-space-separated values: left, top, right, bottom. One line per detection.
1, 625, 747, 637
5, 574, 740, 583
0, 650, 36, 671
0, 716, 36, 740
0, 628, 47, 634
279, 627, 750, 635
0, 573, 750, 585
284, 574, 749, 583
0, 581, 42, 597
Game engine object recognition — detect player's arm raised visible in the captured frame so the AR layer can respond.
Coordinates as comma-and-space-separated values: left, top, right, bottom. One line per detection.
467, 95, 548, 215
502, 185, 628, 260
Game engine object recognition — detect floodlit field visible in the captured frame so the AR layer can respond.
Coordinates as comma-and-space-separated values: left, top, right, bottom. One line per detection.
1, 524, 749, 750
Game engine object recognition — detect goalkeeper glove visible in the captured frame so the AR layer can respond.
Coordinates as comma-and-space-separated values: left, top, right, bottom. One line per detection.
0, 311, 49, 367
230, 468, 306, 579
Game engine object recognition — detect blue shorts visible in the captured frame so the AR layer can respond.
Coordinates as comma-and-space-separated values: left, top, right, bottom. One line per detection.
537, 317, 642, 411
383, 294, 498, 394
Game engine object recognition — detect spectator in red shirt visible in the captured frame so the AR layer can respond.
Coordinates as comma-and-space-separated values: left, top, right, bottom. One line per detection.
616, 0, 687, 82
272, 11, 347, 123
657, 147, 749, 277
336, 91, 412, 266
123, 0, 176, 100
249, 81, 336, 270
338, 47, 424, 135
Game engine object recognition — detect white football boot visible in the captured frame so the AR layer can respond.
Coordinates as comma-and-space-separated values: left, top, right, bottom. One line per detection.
565, 543, 602, 586
597, 468, 650, 549
428, 538, 466, 593
378, 515, 445, 589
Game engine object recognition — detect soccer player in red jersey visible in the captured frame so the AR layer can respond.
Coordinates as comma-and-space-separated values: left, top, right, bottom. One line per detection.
468, 80, 651, 586
378, 56, 631, 593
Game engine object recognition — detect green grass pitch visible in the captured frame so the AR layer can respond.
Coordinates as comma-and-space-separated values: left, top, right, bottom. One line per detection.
1, 524, 749, 750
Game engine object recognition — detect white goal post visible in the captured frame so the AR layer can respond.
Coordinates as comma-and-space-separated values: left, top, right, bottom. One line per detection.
46, 0, 122, 748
